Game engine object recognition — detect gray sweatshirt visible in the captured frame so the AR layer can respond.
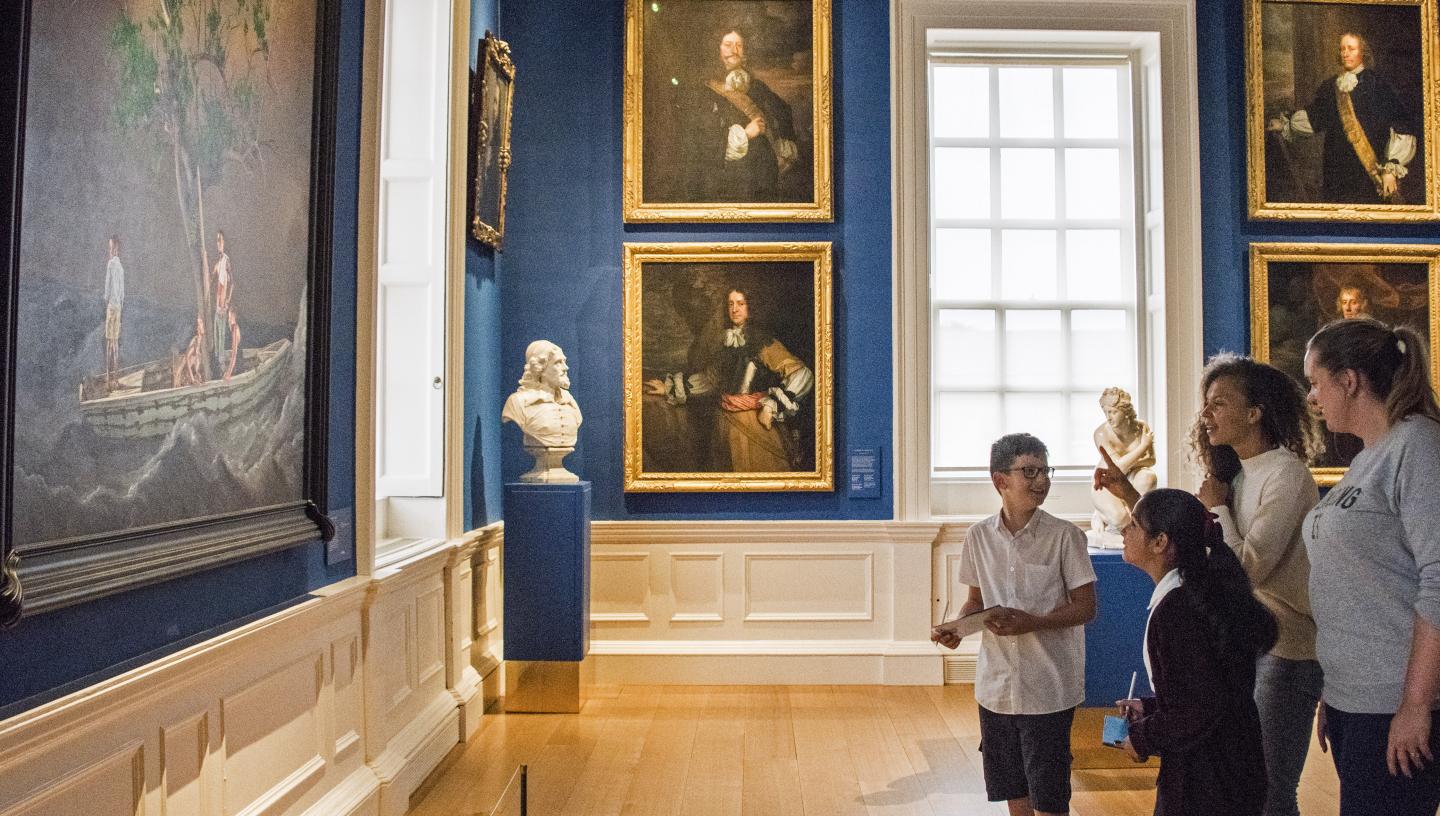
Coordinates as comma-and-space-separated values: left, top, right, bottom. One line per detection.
1303, 416, 1440, 713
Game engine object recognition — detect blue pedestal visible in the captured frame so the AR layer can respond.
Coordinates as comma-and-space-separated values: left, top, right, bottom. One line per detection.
503, 482, 591, 662
1084, 550, 1152, 706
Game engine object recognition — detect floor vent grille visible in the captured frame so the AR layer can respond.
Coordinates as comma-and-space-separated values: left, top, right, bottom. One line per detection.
944, 654, 977, 684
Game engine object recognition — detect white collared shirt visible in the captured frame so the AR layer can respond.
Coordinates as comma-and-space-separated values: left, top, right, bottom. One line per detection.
956, 509, 1098, 715
1143, 568, 1183, 693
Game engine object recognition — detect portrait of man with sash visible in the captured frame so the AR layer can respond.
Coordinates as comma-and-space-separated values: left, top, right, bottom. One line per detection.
1247, 0, 1438, 221
623, 0, 834, 222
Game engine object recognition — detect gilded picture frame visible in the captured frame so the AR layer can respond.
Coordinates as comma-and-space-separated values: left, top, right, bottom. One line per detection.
1250, 242, 1440, 485
471, 31, 514, 248
1245, 0, 1440, 221
623, 242, 833, 491
622, 0, 834, 222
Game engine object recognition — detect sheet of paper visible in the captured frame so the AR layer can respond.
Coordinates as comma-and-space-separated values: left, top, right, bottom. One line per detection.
931, 605, 1002, 638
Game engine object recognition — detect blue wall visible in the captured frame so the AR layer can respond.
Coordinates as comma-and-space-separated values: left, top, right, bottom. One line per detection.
0, 0, 366, 714
501, 0, 893, 519
464, 0, 505, 530
1197, 0, 1439, 358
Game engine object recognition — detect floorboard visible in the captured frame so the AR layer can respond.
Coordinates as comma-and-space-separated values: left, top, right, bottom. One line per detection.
408, 684, 1342, 816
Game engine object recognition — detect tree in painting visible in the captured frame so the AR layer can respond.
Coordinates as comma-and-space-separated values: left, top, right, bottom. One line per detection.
109, 0, 274, 379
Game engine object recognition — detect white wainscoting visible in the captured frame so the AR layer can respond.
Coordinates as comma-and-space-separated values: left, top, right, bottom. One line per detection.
587, 521, 946, 685
0, 525, 503, 816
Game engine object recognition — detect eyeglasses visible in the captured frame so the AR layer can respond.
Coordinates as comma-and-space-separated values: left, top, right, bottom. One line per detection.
1004, 466, 1055, 480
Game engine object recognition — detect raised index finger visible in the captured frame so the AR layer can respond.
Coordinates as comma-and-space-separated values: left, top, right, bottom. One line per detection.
1098, 446, 1120, 471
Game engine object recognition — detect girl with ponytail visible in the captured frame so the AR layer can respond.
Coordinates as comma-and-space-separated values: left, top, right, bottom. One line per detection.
1115, 488, 1276, 816
1189, 353, 1322, 816
1302, 318, 1440, 814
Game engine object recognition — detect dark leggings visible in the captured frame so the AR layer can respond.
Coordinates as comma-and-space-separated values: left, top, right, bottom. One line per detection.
1326, 705, 1440, 816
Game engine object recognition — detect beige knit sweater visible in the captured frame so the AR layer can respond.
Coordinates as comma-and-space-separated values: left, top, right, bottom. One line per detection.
1210, 447, 1320, 661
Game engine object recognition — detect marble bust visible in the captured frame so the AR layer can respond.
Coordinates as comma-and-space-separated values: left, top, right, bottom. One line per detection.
1090, 386, 1157, 540
502, 340, 583, 482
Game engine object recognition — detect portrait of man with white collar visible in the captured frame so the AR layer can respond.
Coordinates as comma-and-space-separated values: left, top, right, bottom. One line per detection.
1260, 3, 1426, 208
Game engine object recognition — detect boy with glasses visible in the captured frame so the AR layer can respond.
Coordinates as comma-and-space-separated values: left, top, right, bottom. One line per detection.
933, 433, 1098, 816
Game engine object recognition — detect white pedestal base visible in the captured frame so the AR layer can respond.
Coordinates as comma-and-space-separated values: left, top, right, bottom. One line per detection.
520, 445, 579, 483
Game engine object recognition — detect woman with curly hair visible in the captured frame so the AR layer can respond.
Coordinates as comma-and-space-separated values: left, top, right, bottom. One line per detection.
1189, 353, 1323, 816
1116, 488, 1278, 815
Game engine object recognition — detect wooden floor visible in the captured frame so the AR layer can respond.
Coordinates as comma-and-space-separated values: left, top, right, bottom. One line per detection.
408, 685, 1342, 816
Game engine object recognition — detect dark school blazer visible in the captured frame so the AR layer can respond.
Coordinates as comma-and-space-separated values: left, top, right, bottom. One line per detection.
1128, 586, 1268, 816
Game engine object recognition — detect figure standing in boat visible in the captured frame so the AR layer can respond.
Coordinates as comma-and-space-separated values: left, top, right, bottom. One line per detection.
103, 234, 125, 388
212, 230, 242, 382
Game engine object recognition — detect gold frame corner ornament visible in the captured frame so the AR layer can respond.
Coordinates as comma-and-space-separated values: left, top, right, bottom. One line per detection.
621, 0, 834, 223
1244, 0, 1440, 222
622, 241, 835, 492
1248, 241, 1440, 486
471, 31, 515, 248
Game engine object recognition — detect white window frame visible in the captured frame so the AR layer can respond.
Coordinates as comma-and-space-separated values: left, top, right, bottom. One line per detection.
892, 0, 1203, 520
356, 0, 471, 567
928, 54, 1143, 483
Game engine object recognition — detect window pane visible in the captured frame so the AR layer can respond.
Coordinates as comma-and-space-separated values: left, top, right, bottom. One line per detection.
1004, 310, 1061, 387
1006, 393, 1066, 460
1069, 392, 1104, 467
935, 309, 997, 387
1070, 309, 1130, 388
1065, 229, 1124, 301
935, 392, 1001, 469
1000, 148, 1055, 219
933, 65, 989, 138
1063, 67, 1120, 138
934, 147, 991, 219
1001, 229, 1057, 301
998, 67, 1053, 137
934, 229, 992, 301
1065, 148, 1122, 218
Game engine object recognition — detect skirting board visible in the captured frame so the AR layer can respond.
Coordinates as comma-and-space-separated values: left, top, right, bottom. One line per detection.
585, 640, 945, 685
300, 766, 381, 816
372, 695, 461, 816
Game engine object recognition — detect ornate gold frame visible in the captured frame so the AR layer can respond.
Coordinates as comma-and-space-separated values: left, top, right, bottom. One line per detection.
623, 242, 834, 491
471, 31, 514, 248
621, 0, 834, 222
1250, 242, 1440, 485
1245, 0, 1440, 221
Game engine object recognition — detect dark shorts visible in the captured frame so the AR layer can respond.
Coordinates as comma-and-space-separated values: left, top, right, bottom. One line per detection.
978, 704, 1076, 813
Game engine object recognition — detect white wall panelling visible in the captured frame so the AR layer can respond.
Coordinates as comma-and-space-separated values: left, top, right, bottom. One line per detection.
932, 520, 988, 680
591, 553, 652, 622
668, 553, 725, 623
743, 552, 875, 622
0, 525, 504, 816
588, 521, 945, 685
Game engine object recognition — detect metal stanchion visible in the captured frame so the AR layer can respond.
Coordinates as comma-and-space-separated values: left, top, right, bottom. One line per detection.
519, 765, 527, 816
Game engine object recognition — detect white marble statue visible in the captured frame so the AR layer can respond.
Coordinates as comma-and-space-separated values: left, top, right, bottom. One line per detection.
502, 340, 583, 483
1090, 386, 1157, 542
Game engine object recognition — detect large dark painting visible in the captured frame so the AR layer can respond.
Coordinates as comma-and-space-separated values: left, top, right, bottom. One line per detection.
1251, 242, 1440, 483
623, 0, 833, 222
624, 242, 833, 492
1247, 0, 1439, 221
1, 0, 337, 619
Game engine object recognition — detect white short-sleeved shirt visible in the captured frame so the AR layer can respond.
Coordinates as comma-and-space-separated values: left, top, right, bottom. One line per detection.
956, 509, 1098, 715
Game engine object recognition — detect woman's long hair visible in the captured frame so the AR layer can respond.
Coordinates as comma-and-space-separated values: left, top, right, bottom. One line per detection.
1134, 489, 1278, 667
1187, 353, 1322, 483
1306, 318, 1440, 426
